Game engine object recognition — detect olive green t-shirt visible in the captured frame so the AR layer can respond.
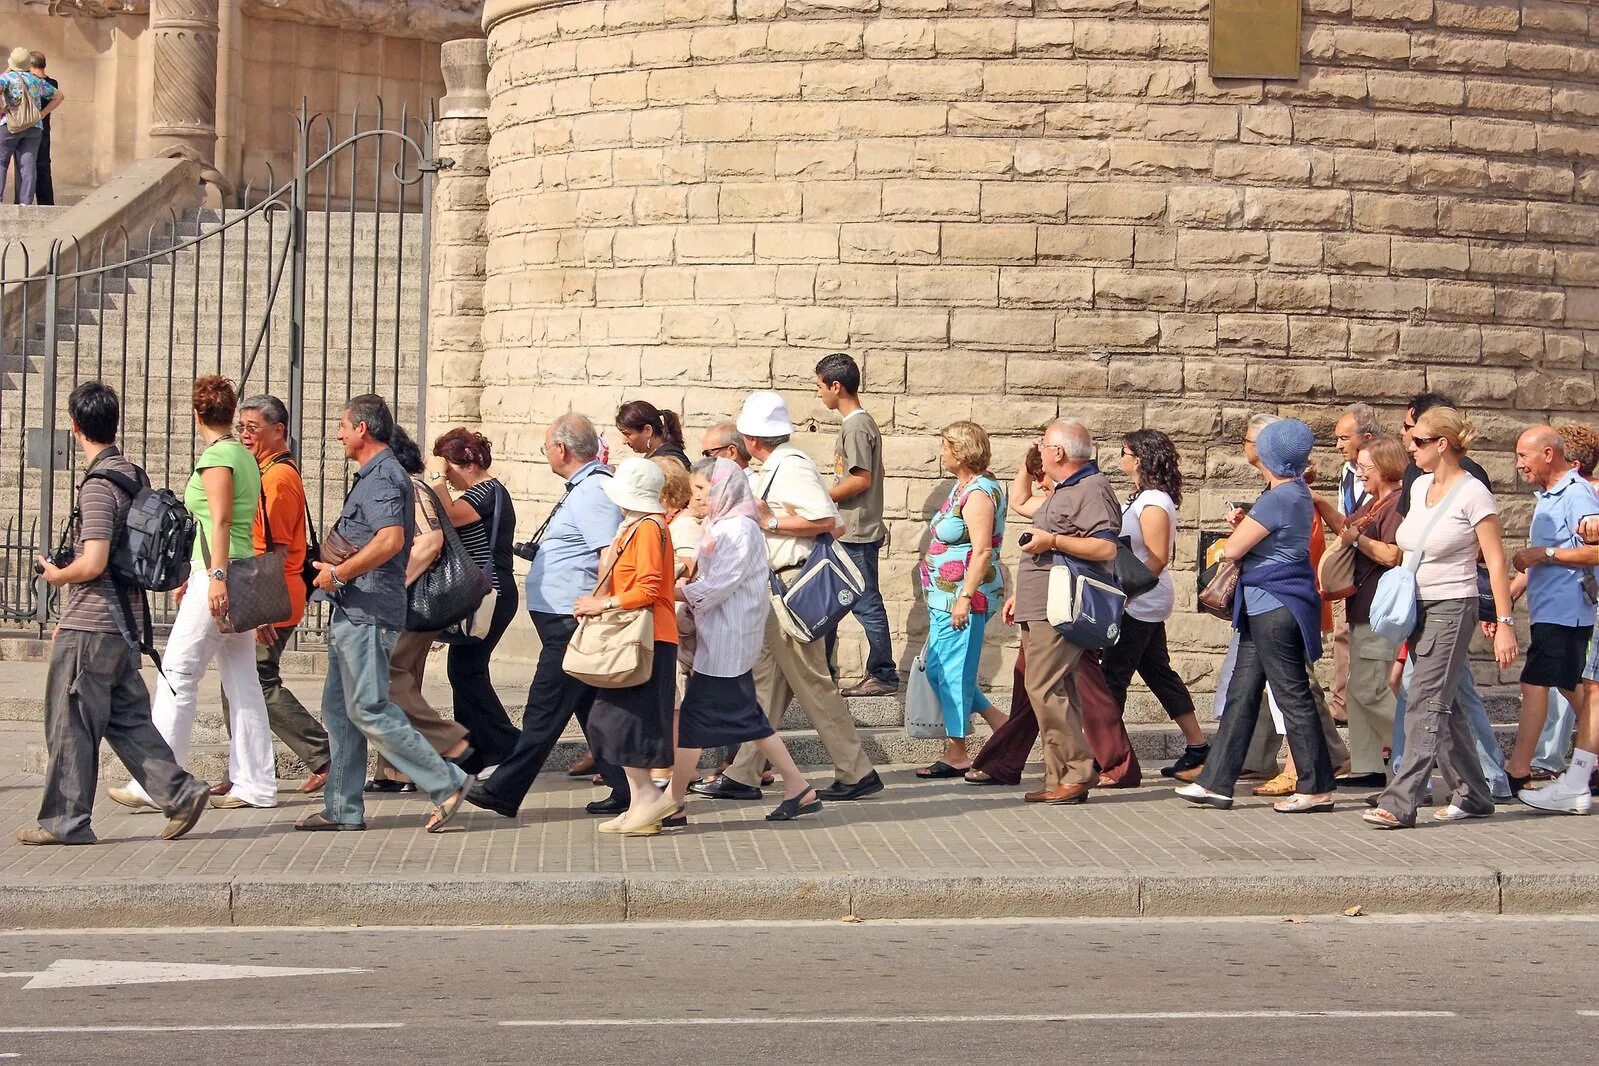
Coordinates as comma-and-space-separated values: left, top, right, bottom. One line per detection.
186, 439, 261, 563
834, 409, 886, 545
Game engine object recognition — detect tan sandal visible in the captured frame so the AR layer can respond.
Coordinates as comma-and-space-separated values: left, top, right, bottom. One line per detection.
425, 775, 476, 834
1252, 771, 1298, 797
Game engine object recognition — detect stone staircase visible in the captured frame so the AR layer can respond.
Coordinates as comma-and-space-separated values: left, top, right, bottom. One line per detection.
0, 207, 424, 623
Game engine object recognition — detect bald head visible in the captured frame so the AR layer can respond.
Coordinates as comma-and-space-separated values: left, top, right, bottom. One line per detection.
1515, 423, 1569, 491
1520, 425, 1563, 456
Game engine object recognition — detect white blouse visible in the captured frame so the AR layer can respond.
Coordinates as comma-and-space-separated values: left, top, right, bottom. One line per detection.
682, 515, 770, 677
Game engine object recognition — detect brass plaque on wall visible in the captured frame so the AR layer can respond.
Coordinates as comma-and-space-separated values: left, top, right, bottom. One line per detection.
1210, 0, 1302, 80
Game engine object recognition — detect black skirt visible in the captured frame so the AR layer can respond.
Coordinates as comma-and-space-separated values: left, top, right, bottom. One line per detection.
678, 670, 775, 749
587, 641, 677, 768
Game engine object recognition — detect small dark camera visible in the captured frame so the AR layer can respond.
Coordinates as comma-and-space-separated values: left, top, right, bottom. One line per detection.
1018, 532, 1033, 547
511, 540, 539, 563
35, 546, 72, 575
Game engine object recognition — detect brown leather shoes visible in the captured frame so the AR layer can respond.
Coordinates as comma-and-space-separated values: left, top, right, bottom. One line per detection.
841, 677, 899, 698
298, 767, 330, 794
1023, 783, 1091, 805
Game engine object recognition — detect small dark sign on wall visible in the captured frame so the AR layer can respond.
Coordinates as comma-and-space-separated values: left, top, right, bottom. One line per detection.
1209, 0, 1302, 80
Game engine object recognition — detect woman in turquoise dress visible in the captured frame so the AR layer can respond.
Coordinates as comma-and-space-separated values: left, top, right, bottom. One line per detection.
915, 421, 1010, 778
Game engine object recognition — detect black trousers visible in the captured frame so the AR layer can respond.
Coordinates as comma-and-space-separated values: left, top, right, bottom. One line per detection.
445, 579, 521, 773
35, 122, 52, 206
1198, 607, 1333, 797
1100, 615, 1196, 721
476, 610, 628, 807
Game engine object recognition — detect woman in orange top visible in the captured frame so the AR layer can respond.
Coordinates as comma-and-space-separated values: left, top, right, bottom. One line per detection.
574, 458, 680, 837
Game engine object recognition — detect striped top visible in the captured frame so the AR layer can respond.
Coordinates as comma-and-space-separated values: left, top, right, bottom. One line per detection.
682, 513, 769, 677
457, 478, 514, 589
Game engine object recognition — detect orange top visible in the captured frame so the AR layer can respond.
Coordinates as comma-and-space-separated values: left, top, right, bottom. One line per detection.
1309, 518, 1333, 633
608, 516, 678, 643
252, 455, 308, 628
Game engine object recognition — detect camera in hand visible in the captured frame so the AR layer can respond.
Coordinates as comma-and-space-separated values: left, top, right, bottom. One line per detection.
35, 545, 73, 575
1017, 532, 1033, 547
511, 539, 539, 563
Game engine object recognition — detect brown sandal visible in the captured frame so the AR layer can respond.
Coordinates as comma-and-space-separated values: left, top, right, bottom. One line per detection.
425, 775, 476, 834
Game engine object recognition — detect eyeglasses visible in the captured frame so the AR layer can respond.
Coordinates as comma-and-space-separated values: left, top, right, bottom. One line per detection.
1402, 421, 1417, 432
1411, 434, 1444, 447
702, 443, 734, 458
1121, 449, 1135, 458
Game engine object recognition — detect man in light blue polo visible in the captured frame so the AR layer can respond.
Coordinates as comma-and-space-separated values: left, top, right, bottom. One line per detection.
465, 413, 630, 818
1509, 426, 1599, 814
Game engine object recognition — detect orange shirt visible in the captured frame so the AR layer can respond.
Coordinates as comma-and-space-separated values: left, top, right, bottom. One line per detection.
252, 455, 309, 628
1309, 518, 1333, 633
608, 516, 678, 643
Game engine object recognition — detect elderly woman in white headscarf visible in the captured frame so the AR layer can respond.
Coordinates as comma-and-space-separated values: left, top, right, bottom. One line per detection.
668, 458, 822, 824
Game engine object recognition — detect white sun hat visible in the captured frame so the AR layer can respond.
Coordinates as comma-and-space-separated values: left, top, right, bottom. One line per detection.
603, 456, 667, 514
735, 390, 793, 438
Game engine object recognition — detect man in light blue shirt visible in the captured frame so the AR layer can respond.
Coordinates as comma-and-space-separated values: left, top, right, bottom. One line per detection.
467, 413, 628, 818
1509, 425, 1599, 814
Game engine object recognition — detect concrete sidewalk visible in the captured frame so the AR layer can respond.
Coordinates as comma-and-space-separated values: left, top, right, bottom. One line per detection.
3, 720, 1597, 927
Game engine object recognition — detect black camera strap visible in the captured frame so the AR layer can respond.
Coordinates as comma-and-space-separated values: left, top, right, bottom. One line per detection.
527, 466, 612, 550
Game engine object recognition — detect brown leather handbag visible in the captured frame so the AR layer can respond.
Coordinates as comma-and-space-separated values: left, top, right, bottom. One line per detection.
202, 500, 292, 635
320, 527, 359, 566
1196, 556, 1240, 620
1318, 493, 1398, 602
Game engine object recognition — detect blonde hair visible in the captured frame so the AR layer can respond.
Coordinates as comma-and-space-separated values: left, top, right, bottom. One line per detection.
1416, 406, 1477, 455
8, 47, 31, 72
940, 420, 991, 474
1360, 434, 1409, 484
1557, 424, 1599, 479
652, 456, 691, 512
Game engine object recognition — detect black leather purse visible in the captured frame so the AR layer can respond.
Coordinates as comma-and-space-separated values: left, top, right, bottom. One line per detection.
1115, 535, 1159, 600
406, 482, 492, 633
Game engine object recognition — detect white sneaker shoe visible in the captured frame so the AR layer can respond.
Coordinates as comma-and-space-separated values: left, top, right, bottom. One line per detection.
1174, 782, 1233, 810
1518, 779, 1593, 815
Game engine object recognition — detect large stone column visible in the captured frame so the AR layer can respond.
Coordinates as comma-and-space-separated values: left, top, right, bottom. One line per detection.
147, 0, 219, 163
426, 38, 491, 454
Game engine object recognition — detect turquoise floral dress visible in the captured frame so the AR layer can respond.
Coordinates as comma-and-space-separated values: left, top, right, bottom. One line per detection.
920, 474, 1006, 616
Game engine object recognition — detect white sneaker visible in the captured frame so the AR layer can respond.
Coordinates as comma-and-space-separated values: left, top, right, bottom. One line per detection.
1174, 782, 1233, 810
1433, 804, 1492, 822
1518, 779, 1593, 816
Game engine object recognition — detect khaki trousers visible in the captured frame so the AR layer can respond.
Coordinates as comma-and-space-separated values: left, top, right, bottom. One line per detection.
1345, 622, 1398, 775
725, 606, 872, 787
1020, 623, 1096, 789
376, 629, 469, 782
1330, 601, 1350, 721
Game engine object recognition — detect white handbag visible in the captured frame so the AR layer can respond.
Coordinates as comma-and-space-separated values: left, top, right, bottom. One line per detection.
903, 653, 944, 739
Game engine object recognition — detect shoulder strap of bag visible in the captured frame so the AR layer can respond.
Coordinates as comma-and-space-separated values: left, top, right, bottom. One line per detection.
1407, 474, 1473, 573
481, 480, 504, 571
758, 457, 794, 502
591, 515, 666, 595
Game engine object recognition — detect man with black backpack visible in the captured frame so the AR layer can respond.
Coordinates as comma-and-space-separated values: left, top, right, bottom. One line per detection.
19, 381, 212, 845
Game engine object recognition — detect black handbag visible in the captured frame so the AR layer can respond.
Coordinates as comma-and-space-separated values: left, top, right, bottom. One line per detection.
1114, 535, 1159, 600
406, 480, 493, 633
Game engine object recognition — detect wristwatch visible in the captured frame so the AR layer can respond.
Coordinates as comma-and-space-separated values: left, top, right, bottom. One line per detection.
1545, 546, 1558, 562
767, 516, 779, 533
207, 568, 226, 582
1497, 615, 1515, 625
330, 565, 346, 590
428, 471, 445, 482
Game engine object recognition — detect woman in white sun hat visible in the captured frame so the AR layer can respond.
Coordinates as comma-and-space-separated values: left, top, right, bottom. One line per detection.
574, 457, 681, 837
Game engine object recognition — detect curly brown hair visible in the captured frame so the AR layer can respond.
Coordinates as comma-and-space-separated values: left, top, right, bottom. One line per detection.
1558, 423, 1599, 479
1122, 428, 1183, 506
434, 427, 492, 469
192, 375, 237, 428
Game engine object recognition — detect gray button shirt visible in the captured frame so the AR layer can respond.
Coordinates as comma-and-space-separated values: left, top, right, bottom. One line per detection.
326, 446, 412, 629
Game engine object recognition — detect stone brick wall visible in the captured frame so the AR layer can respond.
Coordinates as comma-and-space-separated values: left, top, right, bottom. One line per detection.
469, 0, 1599, 716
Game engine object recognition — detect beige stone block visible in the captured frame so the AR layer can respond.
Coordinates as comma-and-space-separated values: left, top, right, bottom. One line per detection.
999, 266, 1095, 309
1507, 41, 1577, 78
709, 347, 775, 388
705, 144, 777, 181
1465, 78, 1551, 116
851, 309, 951, 346
767, 21, 864, 59
1156, 313, 1217, 351
1333, 26, 1411, 64
949, 309, 1056, 350
694, 265, 779, 302
1529, 203, 1599, 244
1109, 141, 1213, 178
1439, 198, 1527, 239
1486, 160, 1574, 200
1391, 238, 1470, 276
1038, 224, 1135, 264
1517, 370, 1598, 410
1245, 360, 1333, 400
980, 182, 1069, 222
1212, 145, 1311, 184
1015, 19, 1076, 58
816, 265, 898, 303
1240, 103, 1293, 144
772, 144, 855, 180
1470, 242, 1554, 282
1006, 353, 1111, 394
1265, 66, 1367, 106
1135, 230, 1177, 267
1057, 310, 1160, 348
1067, 183, 1167, 223
662, 306, 737, 343
1174, 231, 1269, 268
1255, 275, 1331, 313
893, 394, 977, 433
1013, 141, 1109, 180
935, 20, 1017, 58
1555, 250, 1599, 286
1330, 276, 1427, 316
885, 62, 985, 99
1481, 325, 1547, 364
1217, 313, 1289, 351
796, 181, 880, 221
1144, 105, 1241, 142
856, 138, 918, 176
984, 61, 1088, 101
1425, 279, 1496, 321
839, 222, 939, 264
948, 103, 1047, 135
1185, 274, 1257, 312
753, 224, 841, 263
751, 102, 849, 140
1167, 186, 1243, 227
784, 306, 853, 347
718, 183, 803, 222
1323, 234, 1388, 273
681, 103, 754, 140
1294, 110, 1376, 149
942, 223, 1038, 264
1496, 287, 1565, 325
732, 307, 789, 342
864, 20, 937, 59
1453, 116, 1537, 155
676, 224, 756, 262
913, 139, 1014, 178
1243, 189, 1352, 229
1086, 62, 1195, 101
1409, 152, 1491, 194
1372, 113, 1453, 151
882, 179, 981, 220
896, 266, 1000, 306
1094, 269, 1184, 308
1182, 356, 1247, 396
1352, 193, 1438, 234
801, 60, 892, 100
1108, 357, 1185, 394
641, 266, 699, 303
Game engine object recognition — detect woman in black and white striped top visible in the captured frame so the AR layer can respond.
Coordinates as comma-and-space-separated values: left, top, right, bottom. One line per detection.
426, 427, 520, 774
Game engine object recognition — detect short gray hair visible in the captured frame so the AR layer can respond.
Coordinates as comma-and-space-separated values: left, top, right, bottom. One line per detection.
1345, 402, 1383, 439
1247, 412, 1282, 433
551, 412, 599, 460
709, 420, 751, 462
752, 434, 789, 450
1047, 419, 1094, 461
690, 456, 720, 479
345, 394, 393, 444
239, 394, 289, 428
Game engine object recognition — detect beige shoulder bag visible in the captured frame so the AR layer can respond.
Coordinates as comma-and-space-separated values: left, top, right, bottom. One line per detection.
561, 517, 666, 689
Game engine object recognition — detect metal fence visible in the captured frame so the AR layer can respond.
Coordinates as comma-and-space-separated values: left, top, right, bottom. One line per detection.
0, 100, 438, 638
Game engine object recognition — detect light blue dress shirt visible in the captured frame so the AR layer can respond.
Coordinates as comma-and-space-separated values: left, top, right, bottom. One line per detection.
524, 461, 622, 616
1528, 468, 1599, 628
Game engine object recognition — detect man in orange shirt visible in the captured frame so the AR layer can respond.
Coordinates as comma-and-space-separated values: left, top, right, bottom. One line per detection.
231, 395, 330, 793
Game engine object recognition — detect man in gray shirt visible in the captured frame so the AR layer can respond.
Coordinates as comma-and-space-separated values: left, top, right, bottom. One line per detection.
298, 394, 472, 834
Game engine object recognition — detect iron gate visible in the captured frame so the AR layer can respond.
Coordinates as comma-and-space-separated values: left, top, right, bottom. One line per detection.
0, 100, 439, 637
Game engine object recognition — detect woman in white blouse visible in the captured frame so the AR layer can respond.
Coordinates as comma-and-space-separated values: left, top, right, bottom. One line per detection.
1365, 407, 1517, 829
668, 458, 822, 824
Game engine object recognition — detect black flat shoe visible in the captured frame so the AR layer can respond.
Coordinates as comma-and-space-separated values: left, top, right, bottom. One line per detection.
465, 784, 517, 819
1160, 743, 1210, 779
1335, 771, 1387, 789
687, 776, 762, 801
363, 779, 415, 794
766, 789, 822, 822
586, 795, 628, 815
662, 804, 688, 829
916, 761, 968, 779
817, 770, 883, 801
445, 745, 477, 769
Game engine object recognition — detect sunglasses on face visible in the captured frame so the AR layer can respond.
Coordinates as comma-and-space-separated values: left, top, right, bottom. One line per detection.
1411, 434, 1443, 447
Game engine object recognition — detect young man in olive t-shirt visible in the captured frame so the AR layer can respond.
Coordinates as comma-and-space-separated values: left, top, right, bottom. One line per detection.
815, 353, 900, 697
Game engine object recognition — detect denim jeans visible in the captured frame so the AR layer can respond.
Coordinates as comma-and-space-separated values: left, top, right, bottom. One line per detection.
0, 126, 41, 205
1534, 689, 1576, 773
826, 539, 899, 685
1391, 654, 1509, 798
321, 607, 466, 825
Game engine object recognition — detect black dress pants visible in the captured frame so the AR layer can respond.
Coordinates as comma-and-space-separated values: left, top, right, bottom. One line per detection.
445, 579, 521, 773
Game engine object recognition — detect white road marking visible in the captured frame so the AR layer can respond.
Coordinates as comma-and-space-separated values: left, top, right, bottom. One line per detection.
0, 960, 367, 991
0, 1024, 400, 1035
501, 1010, 1456, 1028
1578, 1011, 1599, 1017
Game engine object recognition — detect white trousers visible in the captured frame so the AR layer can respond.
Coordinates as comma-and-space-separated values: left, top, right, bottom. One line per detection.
124, 571, 278, 806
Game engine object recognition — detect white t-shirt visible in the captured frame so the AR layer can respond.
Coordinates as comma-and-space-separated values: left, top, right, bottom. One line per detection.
1395, 472, 1498, 600
1122, 489, 1177, 623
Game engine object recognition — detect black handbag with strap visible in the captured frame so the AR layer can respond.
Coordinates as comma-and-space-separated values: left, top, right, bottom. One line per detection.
407, 477, 492, 633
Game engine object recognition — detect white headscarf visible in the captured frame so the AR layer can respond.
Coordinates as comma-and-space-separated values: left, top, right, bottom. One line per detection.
697, 457, 760, 552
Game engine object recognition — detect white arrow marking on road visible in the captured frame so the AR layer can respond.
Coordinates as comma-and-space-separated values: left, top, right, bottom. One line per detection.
0, 960, 367, 991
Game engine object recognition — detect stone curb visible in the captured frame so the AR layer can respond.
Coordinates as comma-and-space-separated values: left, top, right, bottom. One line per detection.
3, 864, 1594, 929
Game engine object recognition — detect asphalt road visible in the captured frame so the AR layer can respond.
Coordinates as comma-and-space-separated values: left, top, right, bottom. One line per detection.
0, 917, 1594, 1064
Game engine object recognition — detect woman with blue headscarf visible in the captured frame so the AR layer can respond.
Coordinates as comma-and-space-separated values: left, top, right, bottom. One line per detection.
1177, 418, 1335, 814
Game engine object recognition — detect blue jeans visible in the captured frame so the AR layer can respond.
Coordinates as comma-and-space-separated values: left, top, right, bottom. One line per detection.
0, 125, 41, 205
1392, 656, 1509, 797
827, 539, 899, 685
322, 607, 466, 825
1534, 689, 1576, 773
